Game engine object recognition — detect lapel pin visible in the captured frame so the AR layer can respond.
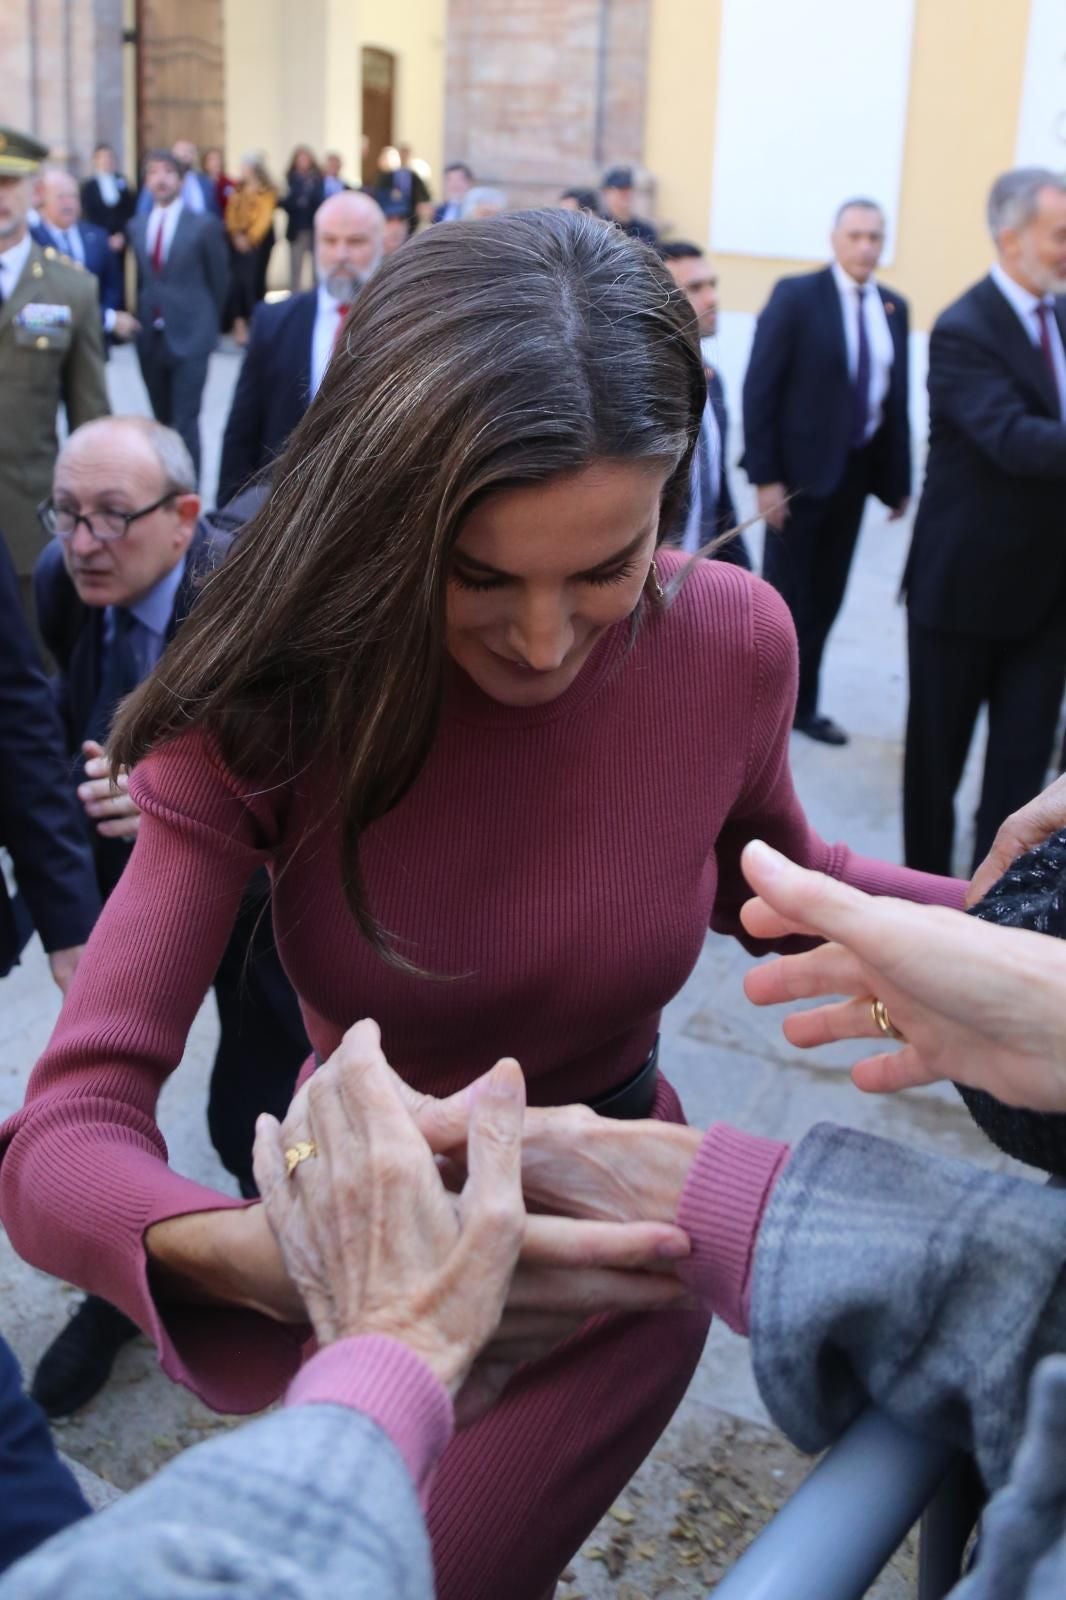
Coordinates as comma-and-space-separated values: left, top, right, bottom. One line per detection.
884, 300, 896, 315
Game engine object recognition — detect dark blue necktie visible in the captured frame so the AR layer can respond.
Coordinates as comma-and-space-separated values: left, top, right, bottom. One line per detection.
850, 285, 871, 449
86, 608, 139, 745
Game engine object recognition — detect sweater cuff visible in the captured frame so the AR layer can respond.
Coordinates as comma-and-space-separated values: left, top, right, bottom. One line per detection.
676, 1125, 792, 1334
285, 1335, 454, 1493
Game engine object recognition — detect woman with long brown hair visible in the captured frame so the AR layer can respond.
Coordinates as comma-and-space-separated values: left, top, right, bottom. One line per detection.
0, 211, 963, 1599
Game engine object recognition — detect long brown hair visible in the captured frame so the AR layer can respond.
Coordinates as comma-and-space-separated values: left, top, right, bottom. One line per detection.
112, 210, 705, 962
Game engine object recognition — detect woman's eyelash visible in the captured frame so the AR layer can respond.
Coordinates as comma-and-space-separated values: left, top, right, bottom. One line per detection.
451, 561, 637, 593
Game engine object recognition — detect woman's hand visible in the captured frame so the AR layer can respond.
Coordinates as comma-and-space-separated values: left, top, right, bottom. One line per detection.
739, 839, 1066, 1111
253, 1020, 528, 1395
968, 773, 1066, 905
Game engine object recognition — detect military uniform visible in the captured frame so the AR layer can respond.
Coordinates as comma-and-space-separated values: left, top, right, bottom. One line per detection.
0, 241, 110, 580
0, 126, 110, 605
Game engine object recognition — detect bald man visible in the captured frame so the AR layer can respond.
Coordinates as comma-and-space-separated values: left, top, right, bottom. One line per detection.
32, 169, 139, 342
217, 190, 385, 504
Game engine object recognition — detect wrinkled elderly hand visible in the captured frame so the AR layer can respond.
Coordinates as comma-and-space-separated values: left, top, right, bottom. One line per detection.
253, 1019, 527, 1395
740, 839, 1066, 1111
968, 773, 1066, 905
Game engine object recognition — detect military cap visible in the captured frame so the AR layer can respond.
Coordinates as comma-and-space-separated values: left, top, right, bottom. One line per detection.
0, 126, 50, 178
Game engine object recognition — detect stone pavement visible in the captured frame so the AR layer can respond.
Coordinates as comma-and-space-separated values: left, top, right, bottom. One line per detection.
1, 346, 1012, 1593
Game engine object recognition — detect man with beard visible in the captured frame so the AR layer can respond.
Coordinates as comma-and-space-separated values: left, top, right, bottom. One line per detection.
217, 190, 385, 505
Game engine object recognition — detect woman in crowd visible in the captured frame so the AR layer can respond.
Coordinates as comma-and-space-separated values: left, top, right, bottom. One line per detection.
281, 144, 323, 292
0, 211, 963, 1600
224, 153, 278, 346
202, 145, 237, 218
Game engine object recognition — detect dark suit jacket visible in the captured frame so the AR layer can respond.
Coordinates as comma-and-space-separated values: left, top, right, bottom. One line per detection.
0, 1335, 89, 1576
80, 172, 136, 236
129, 207, 229, 360
31, 220, 122, 320
664, 368, 750, 567
35, 525, 230, 895
903, 275, 1066, 640
0, 532, 99, 977
217, 289, 317, 506
741, 265, 911, 506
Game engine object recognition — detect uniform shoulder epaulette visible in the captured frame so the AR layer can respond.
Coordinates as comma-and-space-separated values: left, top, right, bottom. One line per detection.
42, 245, 84, 271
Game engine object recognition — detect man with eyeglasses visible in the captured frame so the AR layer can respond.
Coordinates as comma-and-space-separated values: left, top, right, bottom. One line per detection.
29, 413, 309, 1419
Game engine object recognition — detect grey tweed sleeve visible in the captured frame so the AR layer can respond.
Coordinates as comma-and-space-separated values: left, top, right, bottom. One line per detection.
750, 1122, 1066, 1490
0, 1404, 433, 1600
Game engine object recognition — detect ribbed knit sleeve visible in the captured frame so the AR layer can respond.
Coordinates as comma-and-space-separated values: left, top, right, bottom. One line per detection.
711, 577, 964, 952
0, 732, 306, 1413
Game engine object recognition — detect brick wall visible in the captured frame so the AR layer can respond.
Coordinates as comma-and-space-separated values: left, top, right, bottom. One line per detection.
444, 0, 654, 217
0, 0, 125, 172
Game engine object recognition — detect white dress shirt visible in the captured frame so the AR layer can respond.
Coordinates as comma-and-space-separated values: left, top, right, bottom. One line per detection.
94, 171, 121, 209
310, 285, 352, 397
0, 232, 32, 301
680, 398, 722, 555
147, 200, 183, 268
831, 259, 895, 444
990, 261, 1066, 418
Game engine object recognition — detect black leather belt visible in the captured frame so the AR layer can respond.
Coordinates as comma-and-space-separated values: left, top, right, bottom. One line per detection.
313, 1036, 661, 1121
585, 1036, 660, 1120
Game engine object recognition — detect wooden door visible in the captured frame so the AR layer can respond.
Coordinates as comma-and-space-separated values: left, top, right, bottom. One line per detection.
136, 0, 225, 166
361, 47, 395, 187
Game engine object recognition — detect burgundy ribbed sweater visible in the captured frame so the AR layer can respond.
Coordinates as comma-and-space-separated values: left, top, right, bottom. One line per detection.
0, 557, 962, 1600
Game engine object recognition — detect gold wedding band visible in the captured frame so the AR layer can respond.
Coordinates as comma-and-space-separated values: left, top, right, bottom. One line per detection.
284, 1139, 317, 1177
870, 998, 904, 1043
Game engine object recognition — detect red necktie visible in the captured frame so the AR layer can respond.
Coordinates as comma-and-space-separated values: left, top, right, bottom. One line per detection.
1035, 303, 1061, 415
151, 215, 165, 274
333, 303, 350, 348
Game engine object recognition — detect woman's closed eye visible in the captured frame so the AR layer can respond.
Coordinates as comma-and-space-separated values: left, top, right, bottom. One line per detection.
450, 561, 639, 593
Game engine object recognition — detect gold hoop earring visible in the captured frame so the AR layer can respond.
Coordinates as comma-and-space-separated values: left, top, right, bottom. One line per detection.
649, 560, 665, 602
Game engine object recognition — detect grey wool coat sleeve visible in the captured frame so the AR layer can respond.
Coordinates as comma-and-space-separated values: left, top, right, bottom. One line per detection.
0, 1403, 434, 1600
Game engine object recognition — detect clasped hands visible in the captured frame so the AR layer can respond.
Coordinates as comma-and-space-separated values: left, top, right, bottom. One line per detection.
250, 1020, 700, 1422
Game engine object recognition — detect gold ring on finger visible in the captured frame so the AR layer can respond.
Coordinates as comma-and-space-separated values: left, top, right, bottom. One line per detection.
284, 1139, 318, 1178
870, 998, 904, 1043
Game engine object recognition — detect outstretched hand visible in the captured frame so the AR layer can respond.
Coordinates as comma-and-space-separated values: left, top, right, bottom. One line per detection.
739, 839, 1066, 1112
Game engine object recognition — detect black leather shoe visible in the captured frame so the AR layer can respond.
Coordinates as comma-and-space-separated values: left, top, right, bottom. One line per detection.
793, 712, 849, 746
31, 1296, 139, 1417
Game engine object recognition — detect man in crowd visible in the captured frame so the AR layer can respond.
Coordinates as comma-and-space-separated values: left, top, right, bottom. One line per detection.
903, 168, 1066, 875
129, 149, 228, 484
218, 189, 385, 504
743, 197, 911, 745
29, 415, 309, 1415
0, 126, 109, 631
433, 162, 474, 222
135, 139, 219, 218
601, 166, 658, 245
79, 142, 136, 304
32, 169, 139, 344
322, 151, 349, 196
660, 240, 750, 568
0, 528, 99, 999
373, 144, 430, 234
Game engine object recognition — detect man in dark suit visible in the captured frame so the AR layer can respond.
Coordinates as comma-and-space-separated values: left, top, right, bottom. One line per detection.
134, 140, 221, 220
602, 166, 658, 246
32, 169, 139, 344
903, 168, 1066, 876
660, 241, 750, 568
218, 189, 384, 505
30, 416, 308, 1416
743, 198, 911, 744
129, 150, 228, 483
79, 142, 136, 308
0, 529, 99, 993
432, 162, 474, 223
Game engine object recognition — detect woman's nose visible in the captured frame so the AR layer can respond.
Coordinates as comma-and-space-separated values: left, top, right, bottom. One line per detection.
510, 594, 574, 671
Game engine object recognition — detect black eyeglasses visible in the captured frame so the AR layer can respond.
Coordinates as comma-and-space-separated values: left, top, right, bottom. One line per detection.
37, 491, 179, 543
